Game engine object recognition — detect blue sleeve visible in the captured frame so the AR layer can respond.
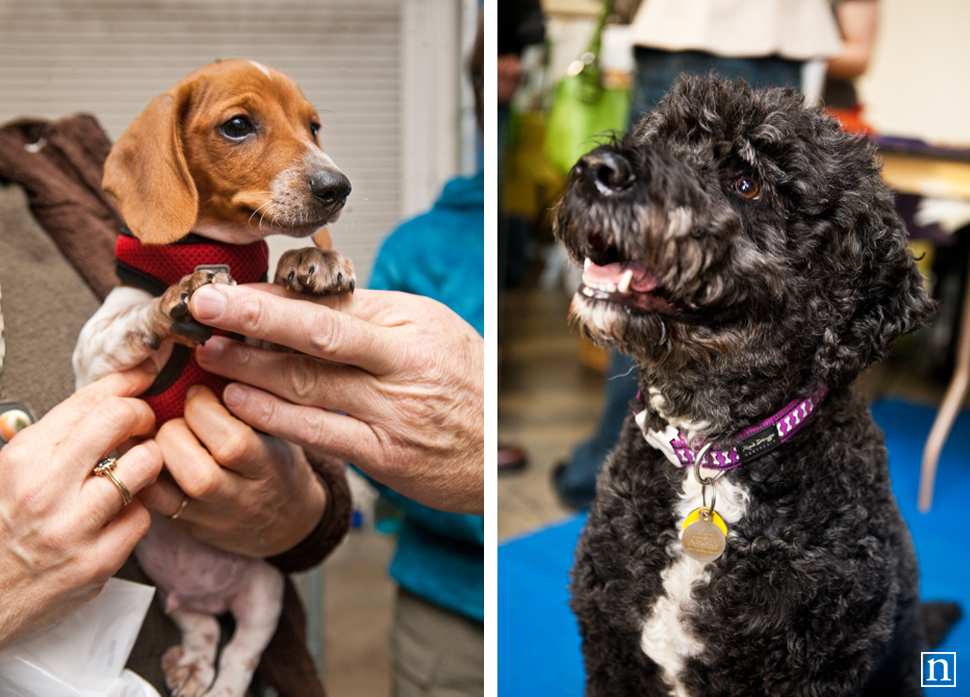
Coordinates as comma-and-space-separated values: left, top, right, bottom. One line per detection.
368, 235, 402, 292
378, 483, 484, 543
358, 468, 484, 544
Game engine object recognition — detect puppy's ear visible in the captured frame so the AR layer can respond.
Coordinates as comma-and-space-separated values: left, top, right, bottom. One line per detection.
103, 90, 198, 245
812, 212, 937, 389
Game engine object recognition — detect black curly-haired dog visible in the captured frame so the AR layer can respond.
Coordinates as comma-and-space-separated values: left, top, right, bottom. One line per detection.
554, 75, 960, 696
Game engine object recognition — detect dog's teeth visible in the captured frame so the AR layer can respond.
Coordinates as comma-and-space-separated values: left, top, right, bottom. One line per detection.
618, 270, 634, 294
584, 258, 592, 270
582, 286, 594, 297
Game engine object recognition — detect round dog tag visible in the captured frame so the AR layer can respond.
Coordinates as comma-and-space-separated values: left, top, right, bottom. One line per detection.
682, 507, 728, 535
681, 508, 726, 563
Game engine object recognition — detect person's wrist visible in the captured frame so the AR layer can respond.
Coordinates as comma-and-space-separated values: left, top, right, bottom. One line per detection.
268, 450, 352, 573
267, 471, 332, 572
298, 472, 328, 544
265, 455, 327, 558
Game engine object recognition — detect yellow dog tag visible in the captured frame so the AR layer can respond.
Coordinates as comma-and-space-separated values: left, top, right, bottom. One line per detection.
682, 507, 728, 535
682, 507, 728, 563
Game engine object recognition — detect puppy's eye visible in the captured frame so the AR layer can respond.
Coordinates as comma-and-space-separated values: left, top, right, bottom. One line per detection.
733, 176, 760, 200
310, 122, 321, 139
221, 116, 255, 140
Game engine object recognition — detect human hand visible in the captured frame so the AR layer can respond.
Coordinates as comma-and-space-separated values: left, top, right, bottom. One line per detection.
137, 385, 327, 558
188, 284, 484, 515
0, 369, 162, 649
827, 0, 879, 81
497, 53, 523, 104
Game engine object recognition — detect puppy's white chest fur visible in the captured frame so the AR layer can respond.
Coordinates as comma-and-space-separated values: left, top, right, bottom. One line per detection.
639, 465, 749, 697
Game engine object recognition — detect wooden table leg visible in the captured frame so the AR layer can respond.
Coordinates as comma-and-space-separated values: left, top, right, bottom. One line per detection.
919, 245, 970, 512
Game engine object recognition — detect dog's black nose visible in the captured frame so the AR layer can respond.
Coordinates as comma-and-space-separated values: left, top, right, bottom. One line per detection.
575, 151, 635, 196
310, 170, 352, 208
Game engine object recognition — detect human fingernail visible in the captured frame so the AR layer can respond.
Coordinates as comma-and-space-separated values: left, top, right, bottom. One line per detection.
223, 383, 247, 408
192, 285, 227, 320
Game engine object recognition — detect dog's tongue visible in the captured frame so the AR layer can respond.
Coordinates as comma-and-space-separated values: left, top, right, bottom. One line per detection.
583, 260, 657, 293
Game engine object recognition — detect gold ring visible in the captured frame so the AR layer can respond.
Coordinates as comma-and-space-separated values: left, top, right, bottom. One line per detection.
169, 495, 190, 520
94, 457, 132, 505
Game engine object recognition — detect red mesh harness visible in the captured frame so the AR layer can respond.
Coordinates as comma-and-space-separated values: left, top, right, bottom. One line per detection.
115, 229, 269, 425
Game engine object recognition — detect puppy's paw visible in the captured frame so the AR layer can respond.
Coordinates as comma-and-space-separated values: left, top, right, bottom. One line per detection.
275, 247, 356, 296
157, 269, 235, 346
162, 645, 215, 697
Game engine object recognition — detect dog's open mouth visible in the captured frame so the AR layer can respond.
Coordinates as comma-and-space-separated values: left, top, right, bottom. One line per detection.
570, 224, 704, 322
579, 259, 681, 313
578, 241, 700, 320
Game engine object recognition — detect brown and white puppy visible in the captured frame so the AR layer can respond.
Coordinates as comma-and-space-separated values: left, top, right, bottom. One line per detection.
73, 60, 354, 697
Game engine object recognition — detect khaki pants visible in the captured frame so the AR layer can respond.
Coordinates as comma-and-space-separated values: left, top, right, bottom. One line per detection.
390, 588, 484, 697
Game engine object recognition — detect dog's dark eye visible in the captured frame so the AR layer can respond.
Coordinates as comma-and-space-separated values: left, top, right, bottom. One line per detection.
733, 176, 760, 200
310, 122, 321, 139
221, 116, 255, 140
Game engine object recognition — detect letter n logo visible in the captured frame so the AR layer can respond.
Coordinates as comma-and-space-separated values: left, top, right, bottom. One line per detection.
922, 652, 957, 687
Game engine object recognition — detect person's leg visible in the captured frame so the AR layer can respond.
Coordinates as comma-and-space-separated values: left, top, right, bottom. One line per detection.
630, 47, 688, 125
390, 588, 484, 697
498, 101, 512, 291
710, 54, 802, 89
554, 352, 638, 509
630, 48, 804, 129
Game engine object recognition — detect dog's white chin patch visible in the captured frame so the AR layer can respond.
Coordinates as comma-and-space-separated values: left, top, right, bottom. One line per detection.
569, 294, 629, 345
639, 469, 749, 697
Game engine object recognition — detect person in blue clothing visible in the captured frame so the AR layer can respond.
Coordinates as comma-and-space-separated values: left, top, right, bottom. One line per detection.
364, 15, 484, 697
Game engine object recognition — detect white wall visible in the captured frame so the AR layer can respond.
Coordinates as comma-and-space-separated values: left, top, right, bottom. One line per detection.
858, 0, 970, 146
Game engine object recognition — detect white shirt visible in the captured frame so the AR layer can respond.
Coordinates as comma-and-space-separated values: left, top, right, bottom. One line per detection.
630, 0, 842, 60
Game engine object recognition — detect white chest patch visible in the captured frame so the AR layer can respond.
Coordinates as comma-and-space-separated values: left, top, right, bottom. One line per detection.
639, 468, 749, 696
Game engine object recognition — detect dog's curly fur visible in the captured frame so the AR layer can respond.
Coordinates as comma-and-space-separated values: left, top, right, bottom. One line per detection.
554, 75, 950, 696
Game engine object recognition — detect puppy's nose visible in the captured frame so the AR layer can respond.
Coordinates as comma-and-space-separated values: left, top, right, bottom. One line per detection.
310, 170, 352, 208
576, 151, 635, 196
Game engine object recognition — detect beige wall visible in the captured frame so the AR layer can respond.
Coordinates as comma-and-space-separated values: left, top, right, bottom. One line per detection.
858, 0, 970, 146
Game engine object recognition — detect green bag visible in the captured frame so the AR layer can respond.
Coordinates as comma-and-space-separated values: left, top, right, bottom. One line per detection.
544, 2, 630, 176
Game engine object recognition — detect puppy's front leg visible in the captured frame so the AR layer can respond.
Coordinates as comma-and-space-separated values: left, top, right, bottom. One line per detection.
73, 270, 233, 388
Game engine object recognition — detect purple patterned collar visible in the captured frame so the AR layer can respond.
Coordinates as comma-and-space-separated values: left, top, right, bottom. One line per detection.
634, 386, 830, 471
